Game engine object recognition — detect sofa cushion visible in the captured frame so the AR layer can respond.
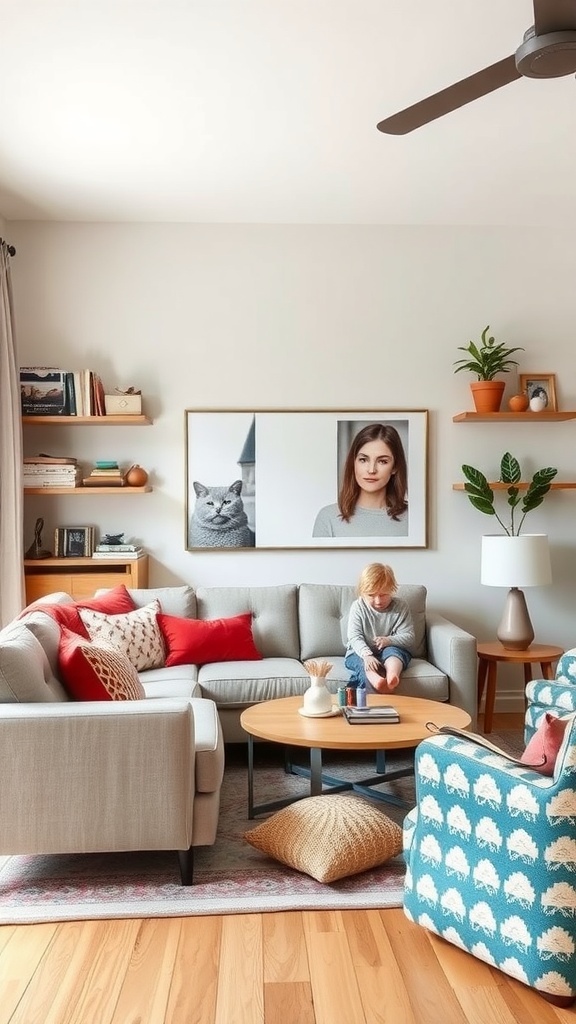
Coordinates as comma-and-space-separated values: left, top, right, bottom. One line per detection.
109, 585, 197, 619
20, 611, 68, 690
24, 585, 138, 639
297, 583, 428, 661
58, 627, 146, 701
157, 612, 262, 666
0, 620, 69, 702
198, 657, 309, 706
78, 600, 165, 671
195, 585, 299, 659
244, 793, 403, 883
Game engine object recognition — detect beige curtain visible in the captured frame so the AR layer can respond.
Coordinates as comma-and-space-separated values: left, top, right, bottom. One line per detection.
0, 239, 24, 625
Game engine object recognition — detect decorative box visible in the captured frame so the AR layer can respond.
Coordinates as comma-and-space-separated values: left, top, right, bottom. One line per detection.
104, 394, 142, 415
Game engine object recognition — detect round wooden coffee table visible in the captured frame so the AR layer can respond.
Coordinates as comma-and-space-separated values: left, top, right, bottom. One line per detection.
240, 694, 471, 817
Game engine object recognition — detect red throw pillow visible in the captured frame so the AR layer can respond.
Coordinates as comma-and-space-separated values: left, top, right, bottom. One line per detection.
521, 712, 570, 776
23, 585, 137, 638
157, 612, 262, 667
58, 626, 145, 701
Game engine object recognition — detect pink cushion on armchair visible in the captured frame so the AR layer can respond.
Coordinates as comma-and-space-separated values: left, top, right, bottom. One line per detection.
521, 712, 570, 776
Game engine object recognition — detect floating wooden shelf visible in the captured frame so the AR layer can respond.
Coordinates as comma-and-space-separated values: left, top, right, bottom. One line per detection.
453, 411, 576, 422
22, 414, 152, 425
24, 485, 152, 495
453, 482, 576, 490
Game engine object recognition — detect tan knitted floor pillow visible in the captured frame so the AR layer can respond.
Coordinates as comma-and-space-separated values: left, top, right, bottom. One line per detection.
244, 793, 402, 883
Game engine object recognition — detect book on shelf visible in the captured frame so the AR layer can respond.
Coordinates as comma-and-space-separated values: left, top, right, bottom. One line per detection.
92, 548, 145, 560
82, 476, 125, 487
20, 368, 67, 415
24, 454, 78, 465
23, 467, 80, 477
95, 543, 140, 552
343, 705, 400, 725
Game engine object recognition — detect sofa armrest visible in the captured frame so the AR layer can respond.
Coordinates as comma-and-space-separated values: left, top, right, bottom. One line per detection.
425, 612, 477, 727
0, 699, 196, 854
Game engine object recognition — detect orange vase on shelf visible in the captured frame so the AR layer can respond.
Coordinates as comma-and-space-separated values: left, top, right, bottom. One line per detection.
508, 392, 530, 412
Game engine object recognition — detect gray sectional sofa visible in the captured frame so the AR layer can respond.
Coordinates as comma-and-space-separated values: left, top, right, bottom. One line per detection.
0, 581, 476, 883
158, 582, 478, 740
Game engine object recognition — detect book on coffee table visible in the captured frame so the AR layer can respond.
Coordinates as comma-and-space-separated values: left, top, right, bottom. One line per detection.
343, 706, 400, 725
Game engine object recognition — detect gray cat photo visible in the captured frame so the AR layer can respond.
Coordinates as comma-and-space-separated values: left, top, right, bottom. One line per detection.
189, 480, 255, 548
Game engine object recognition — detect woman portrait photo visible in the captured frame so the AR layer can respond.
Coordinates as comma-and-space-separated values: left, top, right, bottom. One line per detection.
313, 422, 408, 538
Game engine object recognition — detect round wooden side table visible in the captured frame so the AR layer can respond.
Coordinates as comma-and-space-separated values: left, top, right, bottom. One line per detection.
477, 641, 564, 734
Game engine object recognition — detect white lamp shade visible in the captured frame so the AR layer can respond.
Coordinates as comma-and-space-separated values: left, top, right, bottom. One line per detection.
481, 534, 552, 588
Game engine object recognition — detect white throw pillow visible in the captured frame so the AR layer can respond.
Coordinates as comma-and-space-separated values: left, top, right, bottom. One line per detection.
79, 599, 165, 671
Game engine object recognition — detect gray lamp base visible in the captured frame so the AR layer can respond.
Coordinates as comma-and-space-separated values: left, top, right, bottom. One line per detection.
497, 587, 534, 651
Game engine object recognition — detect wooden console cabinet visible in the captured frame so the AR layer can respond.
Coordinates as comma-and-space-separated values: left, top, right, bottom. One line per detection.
24, 555, 149, 604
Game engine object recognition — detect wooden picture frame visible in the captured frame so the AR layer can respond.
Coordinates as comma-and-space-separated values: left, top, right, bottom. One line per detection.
519, 373, 558, 411
55, 526, 95, 558
185, 409, 428, 550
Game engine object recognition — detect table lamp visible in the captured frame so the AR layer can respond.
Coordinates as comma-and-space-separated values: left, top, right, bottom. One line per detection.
480, 534, 552, 651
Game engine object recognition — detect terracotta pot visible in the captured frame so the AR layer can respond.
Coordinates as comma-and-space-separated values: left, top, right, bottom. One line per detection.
508, 392, 530, 412
470, 380, 505, 413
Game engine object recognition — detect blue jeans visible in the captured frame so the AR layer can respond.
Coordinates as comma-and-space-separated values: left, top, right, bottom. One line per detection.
344, 646, 411, 691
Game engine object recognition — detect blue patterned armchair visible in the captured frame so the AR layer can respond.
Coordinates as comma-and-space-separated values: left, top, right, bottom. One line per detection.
525, 648, 576, 741
403, 709, 576, 1006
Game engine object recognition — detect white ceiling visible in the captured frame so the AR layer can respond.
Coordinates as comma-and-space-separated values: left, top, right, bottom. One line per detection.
1, 0, 575, 224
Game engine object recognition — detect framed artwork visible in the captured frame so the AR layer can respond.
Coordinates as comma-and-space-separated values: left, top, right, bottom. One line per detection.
185, 409, 428, 550
55, 526, 95, 557
519, 373, 558, 411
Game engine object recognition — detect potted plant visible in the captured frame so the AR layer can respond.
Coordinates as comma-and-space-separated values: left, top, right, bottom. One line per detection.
453, 325, 524, 413
461, 452, 557, 535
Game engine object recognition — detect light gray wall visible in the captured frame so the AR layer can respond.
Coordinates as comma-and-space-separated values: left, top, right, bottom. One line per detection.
9, 221, 576, 709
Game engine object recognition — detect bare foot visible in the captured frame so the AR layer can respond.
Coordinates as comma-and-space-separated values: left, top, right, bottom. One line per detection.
366, 670, 387, 690
386, 674, 400, 691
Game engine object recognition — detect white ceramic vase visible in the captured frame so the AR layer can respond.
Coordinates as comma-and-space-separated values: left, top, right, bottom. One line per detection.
529, 395, 546, 412
303, 676, 333, 715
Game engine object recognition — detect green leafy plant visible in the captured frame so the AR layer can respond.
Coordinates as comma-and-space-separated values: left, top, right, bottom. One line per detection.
453, 325, 524, 381
461, 453, 557, 536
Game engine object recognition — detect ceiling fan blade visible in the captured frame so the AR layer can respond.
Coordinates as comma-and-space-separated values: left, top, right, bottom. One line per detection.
377, 54, 521, 135
533, 0, 576, 35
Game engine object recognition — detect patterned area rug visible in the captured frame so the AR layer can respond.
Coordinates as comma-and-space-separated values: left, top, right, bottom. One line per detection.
0, 732, 523, 924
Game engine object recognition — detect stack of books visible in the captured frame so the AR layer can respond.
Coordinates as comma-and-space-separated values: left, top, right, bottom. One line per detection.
23, 454, 82, 488
343, 705, 400, 725
82, 461, 125, 487
92, 542, 145, 560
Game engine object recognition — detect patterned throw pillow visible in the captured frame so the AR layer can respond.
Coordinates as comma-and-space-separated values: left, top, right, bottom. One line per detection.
58, 627, 145, 701
244, 793, 402, 883
78, 600, 165, 671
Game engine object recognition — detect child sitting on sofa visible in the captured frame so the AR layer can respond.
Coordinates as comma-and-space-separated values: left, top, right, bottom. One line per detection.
344, 562, 415, 693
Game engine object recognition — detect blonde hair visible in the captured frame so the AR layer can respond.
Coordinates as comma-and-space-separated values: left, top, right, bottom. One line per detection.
357, 562, 398, 596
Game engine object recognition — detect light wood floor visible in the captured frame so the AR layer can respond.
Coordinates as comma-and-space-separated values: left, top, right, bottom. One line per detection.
2, 714, 573, 1024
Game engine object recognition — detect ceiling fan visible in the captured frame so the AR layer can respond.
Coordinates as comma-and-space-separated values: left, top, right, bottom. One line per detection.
377, 0, 576, 134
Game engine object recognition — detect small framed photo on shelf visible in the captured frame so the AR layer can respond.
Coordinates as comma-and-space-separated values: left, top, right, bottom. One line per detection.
519, 373, 558, 411
54, 526, 95, 557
